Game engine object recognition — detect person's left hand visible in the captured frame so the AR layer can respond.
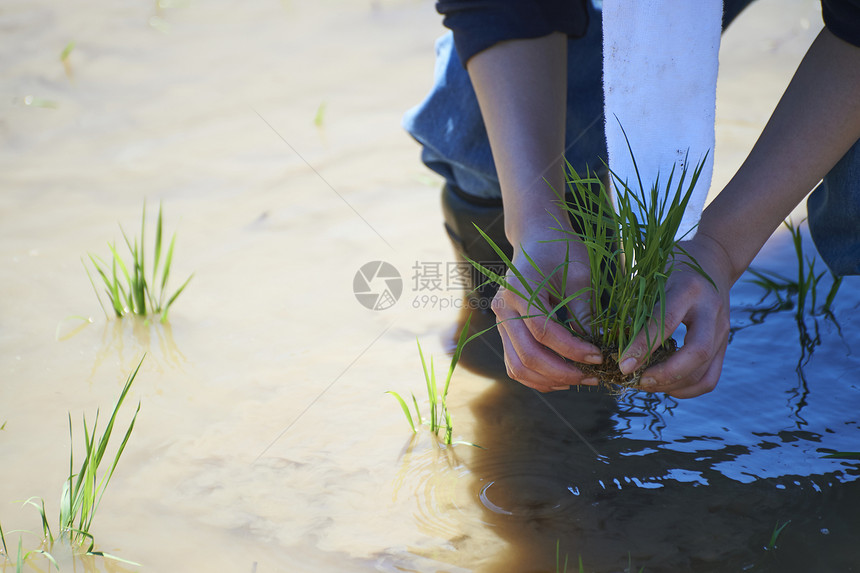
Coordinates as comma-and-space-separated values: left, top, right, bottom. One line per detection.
491, 234, 602, 393
615, 232, 735, 398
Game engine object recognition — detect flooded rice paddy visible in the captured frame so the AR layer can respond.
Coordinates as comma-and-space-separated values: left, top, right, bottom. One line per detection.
1, 0, 858, 571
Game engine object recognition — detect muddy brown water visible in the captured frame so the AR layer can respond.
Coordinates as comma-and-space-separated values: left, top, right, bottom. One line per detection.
2, 0, 857, 572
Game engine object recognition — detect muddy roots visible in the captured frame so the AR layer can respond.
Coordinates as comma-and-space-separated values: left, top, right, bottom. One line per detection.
578, 338, 678, 395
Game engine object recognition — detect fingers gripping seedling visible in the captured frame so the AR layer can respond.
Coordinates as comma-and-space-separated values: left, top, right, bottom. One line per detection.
470, 144, 714, 393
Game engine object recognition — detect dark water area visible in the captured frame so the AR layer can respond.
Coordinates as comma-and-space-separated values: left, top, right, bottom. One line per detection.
456, 229, 860, 573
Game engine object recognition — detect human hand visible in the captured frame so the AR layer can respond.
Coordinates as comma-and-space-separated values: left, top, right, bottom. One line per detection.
491, 234, 603, 392
617, 232, 734, 398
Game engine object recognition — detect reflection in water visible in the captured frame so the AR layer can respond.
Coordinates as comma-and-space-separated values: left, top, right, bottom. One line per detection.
386, 432, 492, 572
68, 317, 187, 382
0, 539, 141, 573
735, 278, 847, 430
450, 235, 860, 572
55, 316, 95, 342
391, 432, 470, 540
614, 391, 678, 441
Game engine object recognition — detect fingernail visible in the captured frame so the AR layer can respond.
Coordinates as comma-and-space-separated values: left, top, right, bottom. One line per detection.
552, 386, 570, 391
619, 357, 637, 374
640, 377, 656, 388
581, 377, 599, 386
585, 354, 603, 365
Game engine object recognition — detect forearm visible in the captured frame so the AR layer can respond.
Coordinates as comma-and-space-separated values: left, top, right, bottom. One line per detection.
466, 33, 570, 245
699, 28, 860, 281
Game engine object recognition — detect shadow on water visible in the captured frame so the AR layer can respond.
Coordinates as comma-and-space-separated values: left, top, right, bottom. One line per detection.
451, 230, 860, 572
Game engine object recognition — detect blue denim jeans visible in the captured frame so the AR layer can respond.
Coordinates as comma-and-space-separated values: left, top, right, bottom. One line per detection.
808, 139, 860, 276
402, 0, 860, 277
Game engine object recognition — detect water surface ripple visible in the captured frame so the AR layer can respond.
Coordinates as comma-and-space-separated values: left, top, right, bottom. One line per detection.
461, 231, 860, 572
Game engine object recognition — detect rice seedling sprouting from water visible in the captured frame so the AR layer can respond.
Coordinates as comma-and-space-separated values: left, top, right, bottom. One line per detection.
470, 140, 713, 392
746, 218, 842, 319
313, 102, 327, 128
59, 358, 142, 554
766, 520, 790, 551
60, 41, 75, 80
6, 359, 144, 569
84, 201, 193, 322
1, 502, 59, 571
387, 315, 490, 446
554, 541, 643, 573
0, 519, 7, 559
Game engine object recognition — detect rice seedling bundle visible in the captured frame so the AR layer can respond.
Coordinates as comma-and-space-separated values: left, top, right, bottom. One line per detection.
471, 148, 714, 393
84, 202, 192, 322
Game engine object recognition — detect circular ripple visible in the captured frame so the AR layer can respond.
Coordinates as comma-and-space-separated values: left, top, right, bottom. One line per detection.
472, 450, 585, 519
478, 476, 569, 518
390, 434, 481, 540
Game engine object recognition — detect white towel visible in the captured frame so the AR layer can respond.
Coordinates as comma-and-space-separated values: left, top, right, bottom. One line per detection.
602, 0, 722, 239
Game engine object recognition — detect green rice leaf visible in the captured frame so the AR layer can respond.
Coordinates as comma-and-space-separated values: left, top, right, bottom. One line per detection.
154, 203, 164, 284
85, 202, 191, 319
88, 254, 123, 316
29, 549, 59, 571
141, 200, 147, 255
547, 287, 591, 333
429, 356, 438, 432
160, 233, 177, 296
22, 497, 53, 544
472, 224, 536, 298
16, 536, 23, 572
160, 272, 194, 322
82, 257, 110, 318
410, 392, 422, 426
464, 256, 529, 301
518, 247, 563, 313
443, 408, 453, 444
442, 313, 472, 398
62, 357, 142, 546
92, 400, 140, 521
60, 41, 75, 62
824, 275, 843, 311
767, 520, 790, 551
385, 391, 417, 433
0, 517, 7, 556
69, 528, 96, 554
108, 242, 132, 303
87, 549, 142, 567
313, 102, 327, 127
416, 339, 437, 431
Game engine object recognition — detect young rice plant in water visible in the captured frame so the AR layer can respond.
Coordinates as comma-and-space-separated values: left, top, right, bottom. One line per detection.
471, 147, 714, 392
9, 359, 143, 569
60, 358, 141, 553
746, 218, 842, 319
85, 202, 193, 322
388, 315, 489, 446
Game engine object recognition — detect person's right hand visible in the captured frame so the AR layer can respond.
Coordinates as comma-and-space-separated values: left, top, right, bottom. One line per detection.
491, 233, 604, 392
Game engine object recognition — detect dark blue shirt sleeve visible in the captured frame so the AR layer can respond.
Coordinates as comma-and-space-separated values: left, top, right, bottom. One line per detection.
436, 0, 590, 64
821, 0, 860, 46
